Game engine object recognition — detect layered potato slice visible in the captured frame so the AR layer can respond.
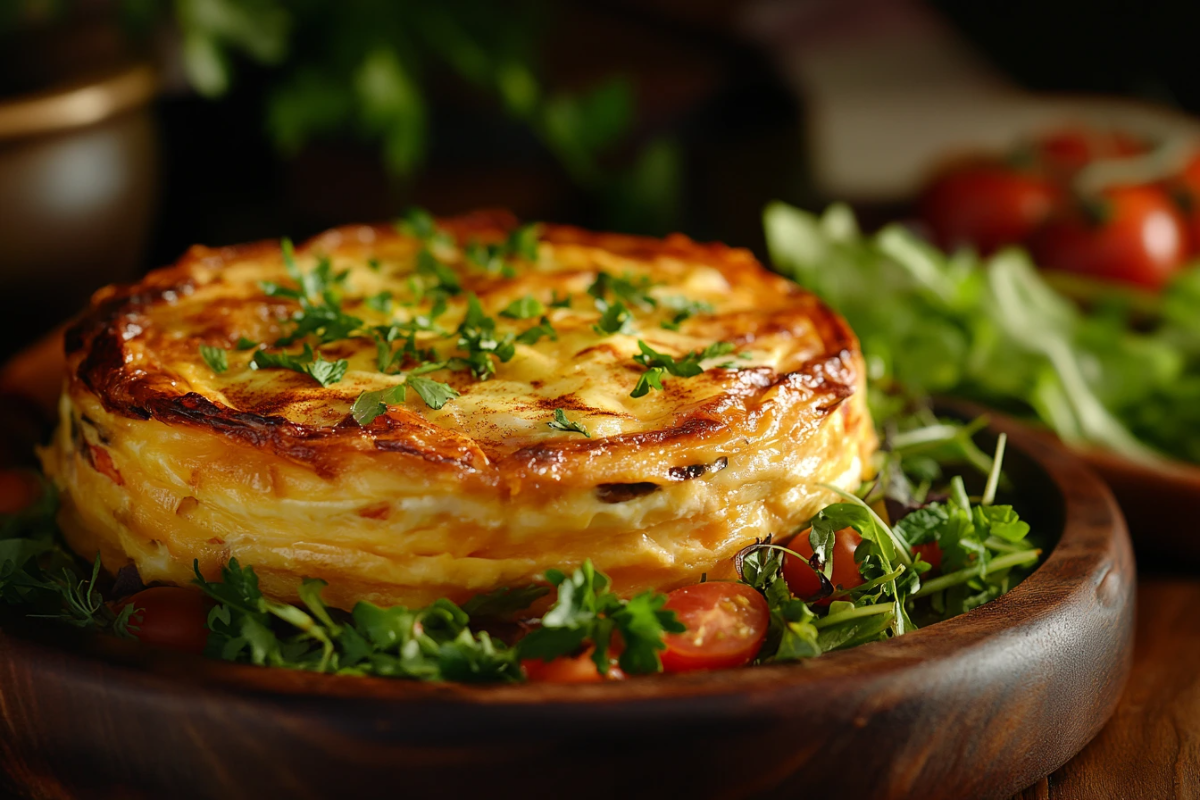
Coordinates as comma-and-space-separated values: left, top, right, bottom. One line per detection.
40, 211, 877, 609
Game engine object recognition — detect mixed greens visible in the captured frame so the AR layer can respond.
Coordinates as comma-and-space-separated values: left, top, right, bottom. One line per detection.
0, 406, 1040, 681
765, 202, 1200, 466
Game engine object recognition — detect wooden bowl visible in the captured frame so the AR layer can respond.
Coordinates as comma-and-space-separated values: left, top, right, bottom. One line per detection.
0, 360, 1134, 800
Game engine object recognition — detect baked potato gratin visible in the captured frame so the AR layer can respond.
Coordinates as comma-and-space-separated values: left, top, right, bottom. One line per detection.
39, 210, 876, 610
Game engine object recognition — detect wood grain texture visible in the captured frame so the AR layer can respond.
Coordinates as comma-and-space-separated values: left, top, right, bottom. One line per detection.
0, 353, 1136, 800
1012, 578, 1200, 800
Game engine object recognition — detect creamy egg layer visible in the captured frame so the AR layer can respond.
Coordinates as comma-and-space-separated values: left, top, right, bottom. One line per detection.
40, 211, 876, 609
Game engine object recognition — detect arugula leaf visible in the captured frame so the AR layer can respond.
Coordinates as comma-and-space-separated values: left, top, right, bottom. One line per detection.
199, 345, 228, 374
547, 408, 590, 437
500, 295, 545, 319
252, 344, 349, 387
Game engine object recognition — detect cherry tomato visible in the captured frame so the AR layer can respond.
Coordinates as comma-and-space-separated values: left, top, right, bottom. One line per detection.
783, 527, 864, 604
1033, 127, 1148, 178
522, 646, 624, 683
1031, 185, 1188, 290
1170, 151, 1200, 255
660, 582, 769, 673
119, 587, 211, 655
0, 470, 41, 515
919, 163, 1062, 254
912, 542, 943, 573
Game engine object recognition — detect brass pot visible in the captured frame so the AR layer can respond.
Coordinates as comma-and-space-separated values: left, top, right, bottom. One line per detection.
0, 62, 159, 361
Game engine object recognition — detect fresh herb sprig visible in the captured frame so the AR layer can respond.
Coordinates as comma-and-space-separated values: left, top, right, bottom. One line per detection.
630, 340, 735, 397
547, 409, 590, 437
252, 344, 349, 388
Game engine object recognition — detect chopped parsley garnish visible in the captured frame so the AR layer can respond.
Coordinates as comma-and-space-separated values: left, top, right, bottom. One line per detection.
252, 344, 349, 387
262, 240, 366, 346
549, 291, 572, 309
415, 248, 461, 295
235, 336, 259, 351
500, 295, 545, 319
351, 365, 460, 424
365, 291, 393, 313
630, 340, 735, 397
199, 345, 228, 374
515, 316, 557, 345
660, 296, 714, 331
547, 408, 590, 437
588, 271, 657, 311
451, 294, 516, 380
464, 224, 541, 277
593, 300, 636, 336
518, 561, 684, 675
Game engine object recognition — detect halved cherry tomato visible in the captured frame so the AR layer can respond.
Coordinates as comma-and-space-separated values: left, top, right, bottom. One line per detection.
119, 587, 211, 655
783, 527, 864, 605
522, 646, 625, 683
0, 470, 41, 515
919, 163, 1062, 254
1031, 184, 1188, 290
660, 582, 769, 673
912, 542, 943, 573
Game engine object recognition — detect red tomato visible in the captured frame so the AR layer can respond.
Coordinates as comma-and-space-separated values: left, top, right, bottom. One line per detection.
919, 163, 1062, 254
912, 542, 943, 573
119, 587, 211, 655
660, 582, 769, 673
1031, 185, 1188, 290
783, 527, 864, 604
1034, 127, 1148, 177
522, 646, 624, 683
1171, 151, 1200, 255
0, 470, 41, 515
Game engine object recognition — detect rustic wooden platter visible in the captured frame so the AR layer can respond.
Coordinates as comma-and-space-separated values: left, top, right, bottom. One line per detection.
0, 344, 1135, 800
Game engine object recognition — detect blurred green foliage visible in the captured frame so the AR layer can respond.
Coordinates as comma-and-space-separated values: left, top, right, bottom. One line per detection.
4, 0, 680, 229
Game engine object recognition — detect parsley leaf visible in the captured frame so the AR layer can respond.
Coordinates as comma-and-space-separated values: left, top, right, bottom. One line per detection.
629, 340, 735, 396
517, 561, 682, 675
416, 249, 461, 295
252, 344, 349, 387
235, 336, 259, 351
593, 300, 635, 335
464, 224, 540, 276
500, 295, 545, 319
660, 296, 714, 331
352, 367, 459, 425
515, 316, 557, 345
366, 291, 393, 313
548, 409, 590, 437
588, 271, 656, 310
199, 345, 228, 374
407, 375, 459, 410
453, 294, 516, 380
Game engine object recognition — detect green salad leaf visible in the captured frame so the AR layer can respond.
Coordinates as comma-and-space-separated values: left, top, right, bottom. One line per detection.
764, 201, 1200, 465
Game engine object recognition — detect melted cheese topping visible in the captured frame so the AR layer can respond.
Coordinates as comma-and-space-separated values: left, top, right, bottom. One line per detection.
40, 211, 877, 607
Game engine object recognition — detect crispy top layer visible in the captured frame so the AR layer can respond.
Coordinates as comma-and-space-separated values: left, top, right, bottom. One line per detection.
64, 210, 861, 491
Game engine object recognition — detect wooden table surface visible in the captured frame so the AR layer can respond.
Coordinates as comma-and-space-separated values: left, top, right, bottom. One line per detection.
1013, 576, 1200, 799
